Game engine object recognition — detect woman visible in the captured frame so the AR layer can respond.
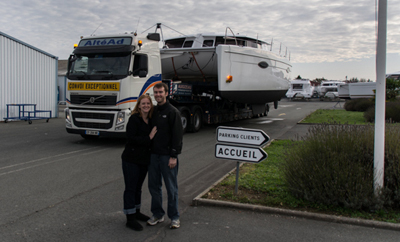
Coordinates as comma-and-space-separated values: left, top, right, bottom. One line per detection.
121, 95, 157, 231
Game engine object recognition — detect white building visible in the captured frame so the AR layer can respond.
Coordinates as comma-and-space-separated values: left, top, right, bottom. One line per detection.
1, 31, 58, 122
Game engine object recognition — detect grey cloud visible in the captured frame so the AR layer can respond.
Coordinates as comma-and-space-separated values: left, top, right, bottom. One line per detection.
0, 0, 399, 79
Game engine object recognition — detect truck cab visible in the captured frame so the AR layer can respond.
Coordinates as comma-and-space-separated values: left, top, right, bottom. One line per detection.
65, 33, 161, 138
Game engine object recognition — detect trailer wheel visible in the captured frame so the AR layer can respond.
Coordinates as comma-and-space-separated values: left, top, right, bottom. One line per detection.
180, 110, 189, 133
191, 109, 202, 133
264, 104, 270, 117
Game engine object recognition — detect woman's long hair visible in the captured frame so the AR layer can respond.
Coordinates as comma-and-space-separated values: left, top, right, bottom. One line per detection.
131, 95, 154, 118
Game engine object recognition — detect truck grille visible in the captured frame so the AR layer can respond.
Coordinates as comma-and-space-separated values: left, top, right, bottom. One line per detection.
72, 112, 114, 129
70, 95, 117, 106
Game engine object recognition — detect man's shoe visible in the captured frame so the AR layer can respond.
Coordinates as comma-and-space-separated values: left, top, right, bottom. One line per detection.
170, 219, 180, 229
147, 216, 164, 226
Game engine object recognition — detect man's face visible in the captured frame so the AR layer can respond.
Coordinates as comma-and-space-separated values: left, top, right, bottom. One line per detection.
153, 86, 167, 105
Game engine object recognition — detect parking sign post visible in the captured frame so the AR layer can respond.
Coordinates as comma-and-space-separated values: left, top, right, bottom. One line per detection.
215, 126, 270, 194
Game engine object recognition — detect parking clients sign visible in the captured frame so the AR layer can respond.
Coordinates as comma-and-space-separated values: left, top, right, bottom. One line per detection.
215, 126, 269, 163
217, 126, 270, 147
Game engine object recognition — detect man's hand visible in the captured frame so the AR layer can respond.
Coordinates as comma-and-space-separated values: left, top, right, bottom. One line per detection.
168, 157, 177, 169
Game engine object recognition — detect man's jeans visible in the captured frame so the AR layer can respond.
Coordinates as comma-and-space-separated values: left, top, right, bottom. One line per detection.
148, 154, 179, 220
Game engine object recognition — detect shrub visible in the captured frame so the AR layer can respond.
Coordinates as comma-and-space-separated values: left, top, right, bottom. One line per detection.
283, 124, 400, 210
364, 107, 375, 122
383, 126, 400, 206
344, 98, 374, 112
386, 78, 400, 101
364, 100, 400, 123
386, 101, 400, 123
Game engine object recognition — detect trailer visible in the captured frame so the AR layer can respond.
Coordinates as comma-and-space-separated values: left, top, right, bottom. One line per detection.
64, 31, 289, 138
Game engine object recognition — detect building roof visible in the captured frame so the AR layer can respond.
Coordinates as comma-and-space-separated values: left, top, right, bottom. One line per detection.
0, 31, 58, 59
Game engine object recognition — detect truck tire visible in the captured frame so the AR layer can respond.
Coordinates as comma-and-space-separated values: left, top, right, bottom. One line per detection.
191, 109, 202, 132
264, 104, 270, 117
177, 107, 189, 134
180, 111, 189, 133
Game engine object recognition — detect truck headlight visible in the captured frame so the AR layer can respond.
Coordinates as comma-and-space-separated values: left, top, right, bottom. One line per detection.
65, 109, 72, 128
116, 112, 125, 125
65, 109, 71, 122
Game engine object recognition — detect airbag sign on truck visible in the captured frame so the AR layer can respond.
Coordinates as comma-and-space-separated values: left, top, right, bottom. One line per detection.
68, 82, 120, 91
79, 37, 132, 47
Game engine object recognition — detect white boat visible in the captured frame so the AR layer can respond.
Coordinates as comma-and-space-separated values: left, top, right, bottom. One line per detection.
160, 30, 292, 104
338, 82, 376, 99
318, 81, 345, 99
286, 79, 315, 100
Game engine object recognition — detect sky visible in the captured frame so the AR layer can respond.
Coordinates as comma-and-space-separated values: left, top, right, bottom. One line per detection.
1, 0, 399, 81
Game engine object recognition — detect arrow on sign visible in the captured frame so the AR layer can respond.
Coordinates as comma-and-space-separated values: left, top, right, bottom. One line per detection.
216, 126, 270, 147
215, 144, 268, 163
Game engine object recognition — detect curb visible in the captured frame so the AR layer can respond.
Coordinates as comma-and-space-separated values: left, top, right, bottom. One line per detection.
192, 169, 400, 232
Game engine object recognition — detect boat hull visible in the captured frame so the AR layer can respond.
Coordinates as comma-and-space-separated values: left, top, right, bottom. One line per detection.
161, 45, 291, 104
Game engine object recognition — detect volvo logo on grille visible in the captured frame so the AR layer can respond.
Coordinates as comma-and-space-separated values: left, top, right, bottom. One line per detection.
80, 95, 105, 105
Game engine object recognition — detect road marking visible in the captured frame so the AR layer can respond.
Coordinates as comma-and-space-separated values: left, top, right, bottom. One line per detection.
278, 113, 286, 116
0, 147, 101, 171
0, 147, 110, 177
257, 120, 273, 124
256, 118, 284, 124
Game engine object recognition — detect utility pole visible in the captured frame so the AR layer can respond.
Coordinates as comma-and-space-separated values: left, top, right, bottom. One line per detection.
374, 0, 387, 195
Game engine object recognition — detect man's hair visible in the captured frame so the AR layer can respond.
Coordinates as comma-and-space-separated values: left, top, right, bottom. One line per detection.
154, 82, 169, 93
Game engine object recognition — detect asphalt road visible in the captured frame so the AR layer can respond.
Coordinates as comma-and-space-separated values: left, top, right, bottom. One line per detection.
1, 99, 399, 241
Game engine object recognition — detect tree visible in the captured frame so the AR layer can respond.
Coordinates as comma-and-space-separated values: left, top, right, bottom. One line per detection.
386, 78, 400, 101
349, 77, 359, 83
313, 78, 327, 84
295, 75, 302, 79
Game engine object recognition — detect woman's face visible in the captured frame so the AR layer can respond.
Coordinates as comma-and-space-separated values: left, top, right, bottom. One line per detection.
139, 97, 151, 114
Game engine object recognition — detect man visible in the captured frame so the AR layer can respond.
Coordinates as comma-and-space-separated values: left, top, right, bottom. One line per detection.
147, 82, 183, 229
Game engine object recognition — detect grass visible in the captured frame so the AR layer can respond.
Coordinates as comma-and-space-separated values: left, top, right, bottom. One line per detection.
300, 109, 367, 124
204, 140, 400, 223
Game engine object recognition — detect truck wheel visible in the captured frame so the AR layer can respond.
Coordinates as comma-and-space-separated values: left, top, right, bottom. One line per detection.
180, 111, 189, 133
191, 109, 202, 132
264, 104, 269, 117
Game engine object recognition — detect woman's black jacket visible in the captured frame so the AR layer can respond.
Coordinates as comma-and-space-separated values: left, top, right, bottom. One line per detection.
121, 113, 152, 165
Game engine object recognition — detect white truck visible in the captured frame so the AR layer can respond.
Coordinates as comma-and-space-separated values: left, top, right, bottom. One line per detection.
65, 31, 291, 138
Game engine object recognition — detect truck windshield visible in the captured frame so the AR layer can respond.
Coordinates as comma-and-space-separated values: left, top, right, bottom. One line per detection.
68, 52, 131, 80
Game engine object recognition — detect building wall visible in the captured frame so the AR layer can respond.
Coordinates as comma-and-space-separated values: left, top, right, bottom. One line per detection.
1, 32, 58, 121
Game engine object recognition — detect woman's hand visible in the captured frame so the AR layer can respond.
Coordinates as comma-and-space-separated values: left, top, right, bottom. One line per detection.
149, 126, 157, 139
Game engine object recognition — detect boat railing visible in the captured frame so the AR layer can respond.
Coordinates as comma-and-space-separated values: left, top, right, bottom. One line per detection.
224, 27, 238, 45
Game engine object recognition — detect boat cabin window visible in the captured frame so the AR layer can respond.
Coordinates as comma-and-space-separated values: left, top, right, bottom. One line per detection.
215, 37, 238, 46
292, 84, 303, 90
183, 40, 193, 48
215, 37, 246, 47
246, 40, 258, 48
203, 40, 214, 47
165, 38, 185, 48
